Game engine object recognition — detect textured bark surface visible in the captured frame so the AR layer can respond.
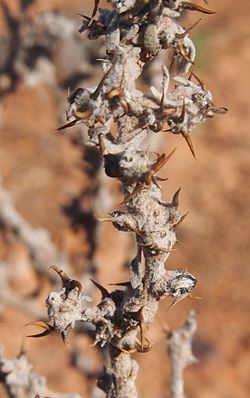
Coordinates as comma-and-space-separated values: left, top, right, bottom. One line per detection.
0, 1, 232, 398
40, 1, 224, 397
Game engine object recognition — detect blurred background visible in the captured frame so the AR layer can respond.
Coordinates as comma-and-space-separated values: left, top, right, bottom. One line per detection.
0, 1, 249, 397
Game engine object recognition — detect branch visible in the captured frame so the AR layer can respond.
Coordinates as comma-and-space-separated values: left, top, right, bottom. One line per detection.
167, 310, 198, 398
0, 349, 81, 398
0, 183, 72, 281
25, 0, 227, 397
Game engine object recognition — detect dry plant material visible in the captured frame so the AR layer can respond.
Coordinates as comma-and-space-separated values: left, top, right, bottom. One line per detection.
0, 348, 81, 398
24, 0, 226, 397
167, 310, 198, 398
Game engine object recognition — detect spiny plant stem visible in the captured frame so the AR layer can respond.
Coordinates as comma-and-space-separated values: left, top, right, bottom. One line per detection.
30, 1, 226, 397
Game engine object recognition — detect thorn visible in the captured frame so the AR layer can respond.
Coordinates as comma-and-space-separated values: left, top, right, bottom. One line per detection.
151, 175, 162, 189
90, 279, 110, 298
49, 265, 69, 286
91, 67, 111, 100
26, 329, 50, 340
180, 2, 216, 14
118, 183, 145, 206
188, 293, 203, 300
108, 281, 131, 287
135, 337, 153, 353
26, 321, 53, 338
90, 340, 98, 347
178, 211, 189, 225
181, 132, 196, 159
95, 216, 117, 223
57, 119, 79, 131
170, 212, 189, 230
189, 70, 205, 89
60, 331, 67, 345
153, 147, 177, 174
172, 187, 181, 208
77, 13, 91, 21
117, 346, 137, 354
176, 18, 202, 40
209, 104, 228, 115
177, 42, 194, 64
167, 298, 178, 311
50, 266, 82, 295
162, 127, 173, 133
155, 176, 169, 182
88, 0, 100, 26
97, 214, 143, 237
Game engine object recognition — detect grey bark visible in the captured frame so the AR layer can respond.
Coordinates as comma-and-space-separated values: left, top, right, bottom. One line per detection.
17, 0, 226, 397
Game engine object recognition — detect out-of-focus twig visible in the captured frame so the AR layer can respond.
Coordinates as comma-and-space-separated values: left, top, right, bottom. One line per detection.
0, 183, 72, 282
167, 310, 198, 398
0, 349, 81, 398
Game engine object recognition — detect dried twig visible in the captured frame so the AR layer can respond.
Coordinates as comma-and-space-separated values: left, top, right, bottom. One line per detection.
4, 1, 226, 397
167, 310, 198, 398
0, 183, 72, 281
0, 349, 81, 398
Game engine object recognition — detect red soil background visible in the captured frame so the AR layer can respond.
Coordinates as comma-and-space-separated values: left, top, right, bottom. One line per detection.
0, 1, 249, 397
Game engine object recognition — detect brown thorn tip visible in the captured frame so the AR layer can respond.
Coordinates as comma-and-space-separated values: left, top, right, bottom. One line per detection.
177, 42, 194, 65
153, 148, 176, 173
156, 176, 168, 182
108, 281, 131, 286
181, 132, 196, 159
95, 216, 116, 223
162, 128, 173, 133
49, 265, 63, 277
26, 330, 51, 338
179, 211, 189, 225
49, 265, 70, 286
188, 293, 203, 300
172, 187, 181, 208
90, 279, 110, 298
90, 340, 98, 347
170, 212, 189, 230
180, 2, 216, 14
26, 321, 52, 338
91, 67, 111, 100
86, 0, 101, 27
176, 18, 202, 40
190, 70, 205, 89
57, 119, 79, 131
77, 13, 90, 20
167, 298, 178, 311
25, 320, 49, 328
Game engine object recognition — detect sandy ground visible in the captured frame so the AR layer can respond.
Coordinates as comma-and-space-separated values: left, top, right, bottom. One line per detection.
0, 1, 250, 397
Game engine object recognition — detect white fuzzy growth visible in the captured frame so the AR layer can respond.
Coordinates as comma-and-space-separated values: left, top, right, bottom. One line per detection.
46, 288, 91, 334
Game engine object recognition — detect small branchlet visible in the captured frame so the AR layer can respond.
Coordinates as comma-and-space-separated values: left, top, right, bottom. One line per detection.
0, 350, 81, 398
167, 310, 198, 398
